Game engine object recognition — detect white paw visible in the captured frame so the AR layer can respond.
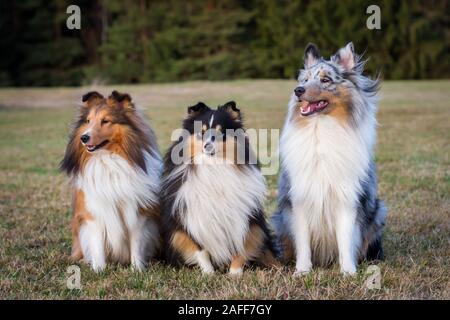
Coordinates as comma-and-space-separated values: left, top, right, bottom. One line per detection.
340, 264, 357, 276
196, 250, 214, 274
341, 269, 357, 276
131, 260, 146, 272
91, 261, 106, 273
201, 265, 215, 275
293, 269, 311, 277
294, 261, 312, 276
229, 267, 243, 277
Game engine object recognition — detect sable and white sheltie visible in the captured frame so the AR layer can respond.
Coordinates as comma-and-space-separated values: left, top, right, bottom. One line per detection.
272, 43, 387, 275
60, 91, 162, 271
161, 101, 277, 275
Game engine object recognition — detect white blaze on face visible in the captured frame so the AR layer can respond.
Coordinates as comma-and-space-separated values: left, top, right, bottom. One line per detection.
82, 126, 93, 138
81, 120, 96, 144
203, 114, 215, 154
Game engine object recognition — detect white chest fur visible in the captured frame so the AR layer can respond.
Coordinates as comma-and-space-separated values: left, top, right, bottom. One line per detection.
281, 114, 375, 263
76, 151, 160, 260
173, 155, 266, 265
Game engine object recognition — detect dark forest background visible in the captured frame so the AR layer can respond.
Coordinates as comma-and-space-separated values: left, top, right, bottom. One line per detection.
0, 0, 449, 87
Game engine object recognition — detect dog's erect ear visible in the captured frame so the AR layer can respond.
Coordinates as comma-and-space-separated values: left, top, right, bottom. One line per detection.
82, 91, 104, 107
304, 43, 321, 69
219, 101, 241, 121
187, 102, 210, 116
332, 42, 357, 72
108, 90, 133, 109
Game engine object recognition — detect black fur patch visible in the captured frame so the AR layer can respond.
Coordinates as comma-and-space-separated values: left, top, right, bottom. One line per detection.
109, 90, 132, 103
304, 43, 320, 59
82, 91, 103, 102
366, 237, 384, 261
304, 42, 321, 67
187, 102, 210, 116
183, 102, 243, 134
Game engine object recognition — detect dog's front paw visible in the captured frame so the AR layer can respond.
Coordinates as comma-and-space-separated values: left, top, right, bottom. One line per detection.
294, 261, 312, 276
293, 269, 311, 277
200, 265, 215, 275
340, 263, 357, 276
91, 261, 106, 273
131, 261, 146, 272
340, 268, 357, 276
196, 250, 214, 275
228, 267, 243, 277
131, 254, 146, 272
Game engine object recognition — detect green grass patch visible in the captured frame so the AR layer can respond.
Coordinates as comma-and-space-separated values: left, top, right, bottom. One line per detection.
0, 80, 449, 299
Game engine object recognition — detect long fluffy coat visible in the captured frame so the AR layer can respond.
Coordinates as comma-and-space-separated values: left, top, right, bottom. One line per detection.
272, 43, 387, 274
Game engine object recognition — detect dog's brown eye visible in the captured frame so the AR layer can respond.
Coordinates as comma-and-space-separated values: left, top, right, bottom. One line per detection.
101, 119, 110, 125
321, 77, 331, 83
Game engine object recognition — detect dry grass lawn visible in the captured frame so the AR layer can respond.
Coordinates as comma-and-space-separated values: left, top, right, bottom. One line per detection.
0, 80, 449, 299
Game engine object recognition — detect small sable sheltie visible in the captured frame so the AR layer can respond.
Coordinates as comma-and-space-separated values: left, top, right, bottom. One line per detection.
161, 101, 277, 275
272, 43, 387, 275
60, 91, 162, 271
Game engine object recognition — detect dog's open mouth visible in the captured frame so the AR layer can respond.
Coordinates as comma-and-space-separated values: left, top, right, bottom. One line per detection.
300, 100, 329, 116
86, 140, 109, 152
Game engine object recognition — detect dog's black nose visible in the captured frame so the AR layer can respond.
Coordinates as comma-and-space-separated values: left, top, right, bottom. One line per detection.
80, 134, 90, 144
204, 142, 214, 154
294, 86, 305, 97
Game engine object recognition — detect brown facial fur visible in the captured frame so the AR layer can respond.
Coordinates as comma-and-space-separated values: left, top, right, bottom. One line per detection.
61, 91, 159, 175
294, 85, 352, 125
188, 134, 203, 162
83, 107, 118, 148
186, 127, 247, 166
216, 136, 240, 164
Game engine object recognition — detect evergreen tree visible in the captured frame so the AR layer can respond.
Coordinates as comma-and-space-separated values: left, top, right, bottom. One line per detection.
0, 0, 448, 86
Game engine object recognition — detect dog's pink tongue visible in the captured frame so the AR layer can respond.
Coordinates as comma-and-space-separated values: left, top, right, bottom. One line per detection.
308, 101, 320, 112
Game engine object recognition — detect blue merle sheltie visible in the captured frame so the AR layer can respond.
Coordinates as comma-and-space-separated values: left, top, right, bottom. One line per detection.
272, 42, 387, 275
161, 101, 278, 275
60, 91, 162, 272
